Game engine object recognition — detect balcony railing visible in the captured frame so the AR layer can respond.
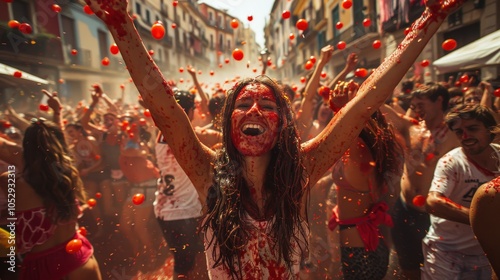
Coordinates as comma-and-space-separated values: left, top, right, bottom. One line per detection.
68, 47, 92, 67
381, 1, 425, 33
326, 23, 377, 47
295, 26, 320, 47
315, 7, 325, 25
0, 26, 63, 61
107, 56, 123, 71
163, 35, 173, 47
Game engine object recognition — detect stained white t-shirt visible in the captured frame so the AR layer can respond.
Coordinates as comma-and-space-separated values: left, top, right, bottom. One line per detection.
154, 142, 202, 221
204, 213, 308, 279
424, 144, 500, 254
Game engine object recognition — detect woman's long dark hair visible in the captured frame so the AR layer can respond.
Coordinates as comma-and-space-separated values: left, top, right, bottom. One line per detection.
202, 76, 309, 278
359, 110, 403, 194
23, 119, 86, 224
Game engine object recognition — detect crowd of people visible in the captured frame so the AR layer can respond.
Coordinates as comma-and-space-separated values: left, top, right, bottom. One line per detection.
1, 0, 500, 279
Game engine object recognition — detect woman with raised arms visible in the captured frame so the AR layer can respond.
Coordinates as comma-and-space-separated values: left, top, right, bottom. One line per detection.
84, 0, 465, 278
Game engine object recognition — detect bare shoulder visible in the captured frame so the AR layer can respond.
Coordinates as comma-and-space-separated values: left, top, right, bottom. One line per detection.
471, 180, 500, 222
474, 182, 500, 202
194, 126, 222, 148
195, 126, 219, 136
3, 175, 44, 210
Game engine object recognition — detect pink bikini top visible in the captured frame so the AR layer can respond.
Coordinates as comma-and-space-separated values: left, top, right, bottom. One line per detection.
332, 158, 373, 195
328, 201, 393, 251
330, 159, 392, 251
16, 207, 57, 255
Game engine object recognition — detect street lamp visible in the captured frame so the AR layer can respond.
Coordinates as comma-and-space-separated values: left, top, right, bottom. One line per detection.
260, 48, 270, 75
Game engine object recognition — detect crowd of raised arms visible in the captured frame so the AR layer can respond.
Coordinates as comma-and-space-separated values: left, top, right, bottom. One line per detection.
1, 0, 500, 279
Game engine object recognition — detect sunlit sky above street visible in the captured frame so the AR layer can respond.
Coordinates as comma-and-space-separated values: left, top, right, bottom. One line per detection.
198, 0, 274, 48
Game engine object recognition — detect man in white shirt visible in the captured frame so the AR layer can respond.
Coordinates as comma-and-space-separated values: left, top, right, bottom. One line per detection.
423, 104, 498, 279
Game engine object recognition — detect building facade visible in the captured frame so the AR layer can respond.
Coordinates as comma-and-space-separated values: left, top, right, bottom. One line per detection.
0, 0, 260, 107
265, 0, 499, 88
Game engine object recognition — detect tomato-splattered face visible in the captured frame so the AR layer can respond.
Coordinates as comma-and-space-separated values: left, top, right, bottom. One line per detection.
231, 83, 280, 156
410, 96, 441, 122
451, 118, 493, 156
103, 114, 118, 129
65, 126, 81, 142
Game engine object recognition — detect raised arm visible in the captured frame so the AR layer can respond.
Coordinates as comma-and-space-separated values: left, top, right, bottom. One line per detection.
5, 104, 30, 133
380, 103, 415, 135
479, 81, 493, 108
302, 0, 466, 186
326, 52, 358, 89
0, 136, 22, 168
101, 92, 120, 115
187, 66, 210, 116
80, 85, 104, 135
43, 90, 63, 129
296, 45, 334, 138
85, 0, 215, 191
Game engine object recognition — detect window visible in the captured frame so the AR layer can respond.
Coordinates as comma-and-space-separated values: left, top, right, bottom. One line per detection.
317, 32, 326, 53
161, 0, 168, 18
164, 50, 170, 69
146, 10, 151, 24
61, 15, 76, 48
210, 34, 213, 49
227, 39, 231, 50
61, 15, 77, 63
448, 9, 463, 27
209, 12, 213, 21
442, 21, 479, 55
98, 30, 108, 58
135, 3, 142, 17
353, 0, 365, 36
12, 0, 32, 25
332, 6, 340, 38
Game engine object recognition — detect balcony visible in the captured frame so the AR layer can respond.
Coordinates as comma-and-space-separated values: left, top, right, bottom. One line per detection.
107, 56, 123, 71
314, 7, 328, 30
68, 48, 92, 67
326, 22, 377, 47
160, 4, 169, 18
0, 25, 64, 62
163, 35, 174, 47
295, 27, 318, 48
381, 1, 425, 33
175, 42, 184, 52
201, 35, 209, 47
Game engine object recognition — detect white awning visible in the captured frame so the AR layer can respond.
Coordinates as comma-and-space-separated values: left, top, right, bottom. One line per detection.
0, 62, 50, 87
433, 29, 500, 73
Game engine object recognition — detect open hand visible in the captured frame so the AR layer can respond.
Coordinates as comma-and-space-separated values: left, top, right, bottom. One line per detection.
329, 80, 359, 112
345, 53, 358, 73
319, 45, 334, 65
90, 84, 103, 104
187, 66, 197, 77
42, 90, 62, 113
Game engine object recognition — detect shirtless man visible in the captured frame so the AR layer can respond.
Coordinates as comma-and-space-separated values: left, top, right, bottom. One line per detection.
381, 83, 460, 279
